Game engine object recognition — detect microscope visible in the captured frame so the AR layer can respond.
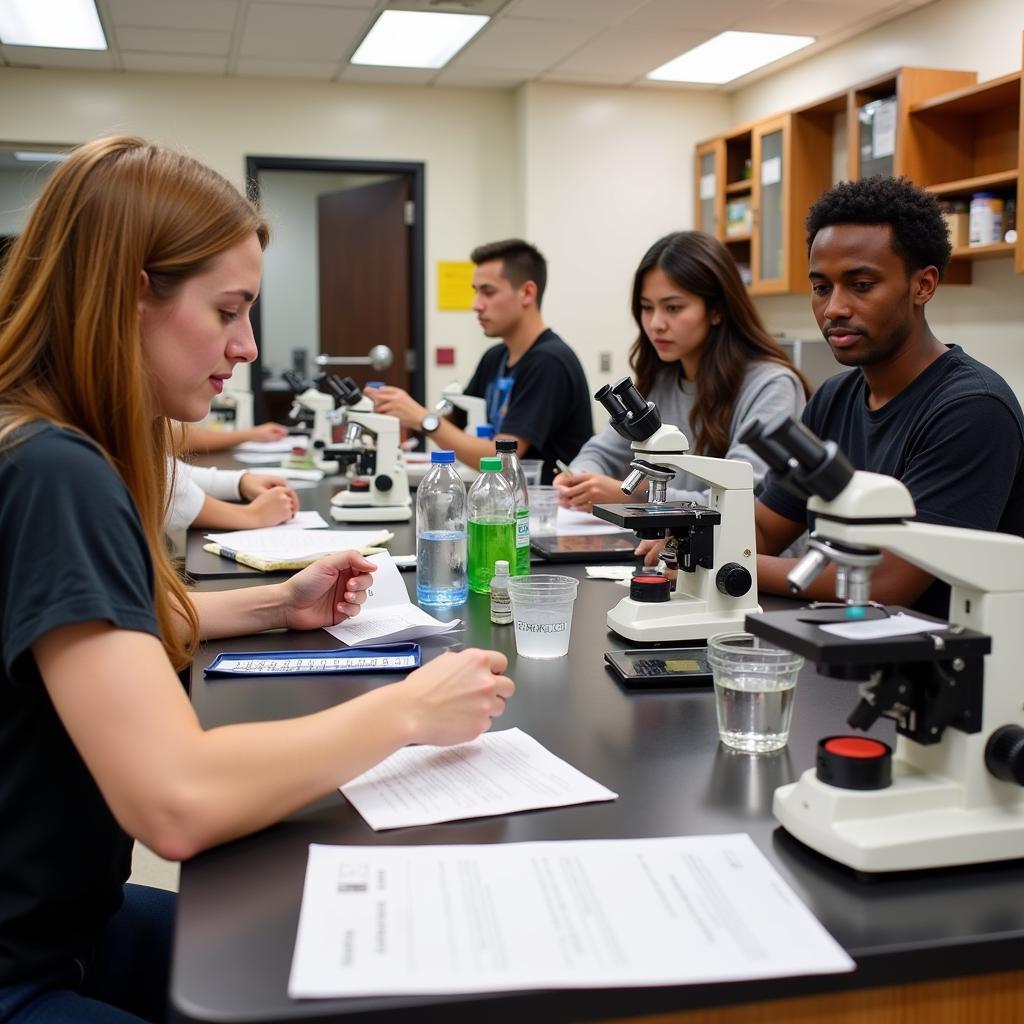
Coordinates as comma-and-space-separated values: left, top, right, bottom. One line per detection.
435, 382, 488, 435
742, 414, 1024, 873
282, 370, 343, 474
590, 378, 760, 643
323, 376, 412, 524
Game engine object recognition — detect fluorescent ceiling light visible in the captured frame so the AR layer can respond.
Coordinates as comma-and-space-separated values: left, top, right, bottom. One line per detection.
13, 150, 69, 162
0, 0, 106, 50
351, 10, 488, 69
648, 31, 814, 85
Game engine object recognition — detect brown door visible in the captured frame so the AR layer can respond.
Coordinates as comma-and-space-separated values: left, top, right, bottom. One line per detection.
317, 177, 412, 391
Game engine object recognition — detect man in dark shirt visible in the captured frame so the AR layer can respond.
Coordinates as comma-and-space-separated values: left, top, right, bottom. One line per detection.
368, 239, 592, 482
756, 177, 1024, 617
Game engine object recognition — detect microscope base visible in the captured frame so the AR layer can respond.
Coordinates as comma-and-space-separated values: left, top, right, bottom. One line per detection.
607, 597, 761, 644
330, 503, 412, 524
774, 765, 1024, 873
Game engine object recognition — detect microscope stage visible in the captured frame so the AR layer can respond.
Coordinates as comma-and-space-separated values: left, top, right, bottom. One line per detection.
592, 501, 721, 533
745, 606, 990, 665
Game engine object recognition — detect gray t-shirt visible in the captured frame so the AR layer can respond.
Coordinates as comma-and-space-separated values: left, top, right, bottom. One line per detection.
572, 360, 806, 502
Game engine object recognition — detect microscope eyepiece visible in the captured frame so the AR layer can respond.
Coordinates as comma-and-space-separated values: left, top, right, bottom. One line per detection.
595, 378, 662, 441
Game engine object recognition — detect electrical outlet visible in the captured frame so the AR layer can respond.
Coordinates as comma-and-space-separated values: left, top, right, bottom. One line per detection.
599, 351, 612, 373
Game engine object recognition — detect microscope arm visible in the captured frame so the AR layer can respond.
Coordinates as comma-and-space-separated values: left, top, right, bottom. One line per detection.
815, 519, 1024, 595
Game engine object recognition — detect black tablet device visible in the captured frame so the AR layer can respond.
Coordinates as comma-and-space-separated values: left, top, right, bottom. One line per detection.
604, 647, 713, 690
530, 531, 638, 563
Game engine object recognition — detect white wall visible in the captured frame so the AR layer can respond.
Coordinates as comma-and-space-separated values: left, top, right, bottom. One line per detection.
518, 82, 731, 423
729, 0, 1024, 399
0, 68, 519, 402
0, 164, 58, 234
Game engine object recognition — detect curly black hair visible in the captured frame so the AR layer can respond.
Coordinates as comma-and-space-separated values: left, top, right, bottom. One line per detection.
805, 176, 952, 277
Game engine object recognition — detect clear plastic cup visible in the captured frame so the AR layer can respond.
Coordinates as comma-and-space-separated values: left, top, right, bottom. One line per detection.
519, 459, 543, 487
708, 632, 804, 753
528, 485, 559, 535
507, 574, 578, 659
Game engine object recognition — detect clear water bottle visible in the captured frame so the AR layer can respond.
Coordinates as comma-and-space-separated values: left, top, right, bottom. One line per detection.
415, 450, 468, 606
495, 439, 530, 576
476, 424, 495, 440
467, 457, 515, 594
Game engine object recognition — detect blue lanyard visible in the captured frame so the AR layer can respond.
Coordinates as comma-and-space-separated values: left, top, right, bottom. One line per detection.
486, 350, 515, 432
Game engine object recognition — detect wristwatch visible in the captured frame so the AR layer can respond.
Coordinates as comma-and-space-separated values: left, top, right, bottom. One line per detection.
420, 412, 441, 434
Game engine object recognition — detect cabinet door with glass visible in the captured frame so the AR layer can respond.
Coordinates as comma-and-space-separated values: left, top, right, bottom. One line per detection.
694, 139, 725, 238
751, 115, 790, 293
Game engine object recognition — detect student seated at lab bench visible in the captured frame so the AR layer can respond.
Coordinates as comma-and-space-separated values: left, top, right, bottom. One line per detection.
0, 135, 514, 1024
644, 177, 1024, 619
366, 239, 593, 482
164, 458, 298, 533
555, 231, 809, 512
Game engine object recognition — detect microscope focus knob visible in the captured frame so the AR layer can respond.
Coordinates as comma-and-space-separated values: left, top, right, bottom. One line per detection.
715, 563, 752, 598
375, 474, 393, 493
985, 725, 1024, 786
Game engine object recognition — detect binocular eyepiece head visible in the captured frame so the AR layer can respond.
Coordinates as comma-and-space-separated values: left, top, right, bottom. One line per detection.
595, 377, 662, 442
321, 375, 365, 408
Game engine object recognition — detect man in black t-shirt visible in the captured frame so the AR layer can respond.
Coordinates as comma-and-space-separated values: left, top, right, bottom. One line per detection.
755, 177, 1024, 617
368, 239, 592, 482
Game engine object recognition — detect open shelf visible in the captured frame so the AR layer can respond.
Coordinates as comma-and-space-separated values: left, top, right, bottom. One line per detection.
951, 241, 1016, 260
724, 232, 752, 243
725, 179, 752, 194
911, 71, 1021, 116
926, 170, 1018, 196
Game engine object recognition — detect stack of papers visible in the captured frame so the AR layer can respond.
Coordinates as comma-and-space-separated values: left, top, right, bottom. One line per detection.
234, 436, 307, 453
340, 727, 617, 830
202, 526, 393, 571
325, 551, 459, 645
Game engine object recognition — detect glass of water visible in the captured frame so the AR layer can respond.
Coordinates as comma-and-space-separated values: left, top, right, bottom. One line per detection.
708, 632, 804, 753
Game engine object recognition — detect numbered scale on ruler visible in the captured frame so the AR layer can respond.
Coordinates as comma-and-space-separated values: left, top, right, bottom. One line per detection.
204, 643, 421, 677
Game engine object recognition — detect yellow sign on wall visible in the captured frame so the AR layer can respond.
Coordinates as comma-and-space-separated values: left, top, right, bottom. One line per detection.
437, 260, 475, 311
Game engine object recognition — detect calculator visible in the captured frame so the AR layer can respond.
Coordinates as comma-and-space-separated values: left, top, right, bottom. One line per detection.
604, 647, 713, 690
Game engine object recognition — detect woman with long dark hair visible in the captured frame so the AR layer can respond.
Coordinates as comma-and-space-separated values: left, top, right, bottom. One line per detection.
555, 231, 810, 509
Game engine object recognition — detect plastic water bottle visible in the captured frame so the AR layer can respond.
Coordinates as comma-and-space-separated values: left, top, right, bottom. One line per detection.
415, 450, 468, 606
476, 424, 495, 440
496, 439, 530, 576
467, 457, 515, 594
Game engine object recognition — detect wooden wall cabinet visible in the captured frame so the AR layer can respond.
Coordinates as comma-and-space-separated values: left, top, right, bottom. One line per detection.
694, 60, 1024, 293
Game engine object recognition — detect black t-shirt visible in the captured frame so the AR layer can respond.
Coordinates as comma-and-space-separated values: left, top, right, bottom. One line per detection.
464, 328, 593, 483
760, 345, 1024, 618
0, 424, 159, 985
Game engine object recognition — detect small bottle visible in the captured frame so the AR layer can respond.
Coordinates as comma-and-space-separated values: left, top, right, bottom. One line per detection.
495, 439, 530, 577
490, 560, 512, 625
467, 457, 515, 594
415, 450, 468, 606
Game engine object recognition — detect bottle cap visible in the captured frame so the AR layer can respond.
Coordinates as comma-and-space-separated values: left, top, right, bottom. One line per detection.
494, 560, 509, 576
495, 439, 516, 453
480, 457, 502, 471
365, 381, 385, 388
431, 450, 456, 464
816, 735, 892, 790
476, 425, 495, 439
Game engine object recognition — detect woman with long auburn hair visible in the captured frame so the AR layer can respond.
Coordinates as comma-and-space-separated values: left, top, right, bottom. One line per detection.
555, 231, 810, 510
0, 137, 513, 1023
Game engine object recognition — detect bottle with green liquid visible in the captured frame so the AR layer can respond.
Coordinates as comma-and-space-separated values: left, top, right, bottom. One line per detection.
467, 457, 515, 594
495, 439, 531, 576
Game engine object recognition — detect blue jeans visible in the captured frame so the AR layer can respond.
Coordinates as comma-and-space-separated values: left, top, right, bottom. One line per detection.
0, 884, 175, 1024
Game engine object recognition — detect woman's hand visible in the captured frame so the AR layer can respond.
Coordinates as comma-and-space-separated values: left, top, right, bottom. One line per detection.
239, 472, 296, 502
241, 485, 298, 527
279, 552, 378, 630
398, 649, 514, 746
554, 471, 634, 512
246, 422, 289, 443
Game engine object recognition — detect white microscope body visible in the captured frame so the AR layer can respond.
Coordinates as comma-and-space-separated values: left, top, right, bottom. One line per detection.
744, 414, 1024, 873
327, 378, 412, 524
437, 382, 488, 435
287, 387, 342, 474
591, 378, 760, 644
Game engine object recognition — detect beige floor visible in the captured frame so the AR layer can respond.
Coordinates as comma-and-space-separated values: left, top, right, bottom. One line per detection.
129, 842, 180, 892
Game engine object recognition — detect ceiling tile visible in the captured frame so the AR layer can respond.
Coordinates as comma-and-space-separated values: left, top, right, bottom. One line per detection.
623, 0, 766, 31
553, 26, 712, 79
115, 28, 231, 56
540, 69, 638, 87
121, 53, 230, 74
432, 65, 530, 89
106, 0, 239, 33
452, 18, 596, 72
235, 56, 341, 79
240, 3, 369, 61
506, 0, 644, 24
736, 1, 885, 36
